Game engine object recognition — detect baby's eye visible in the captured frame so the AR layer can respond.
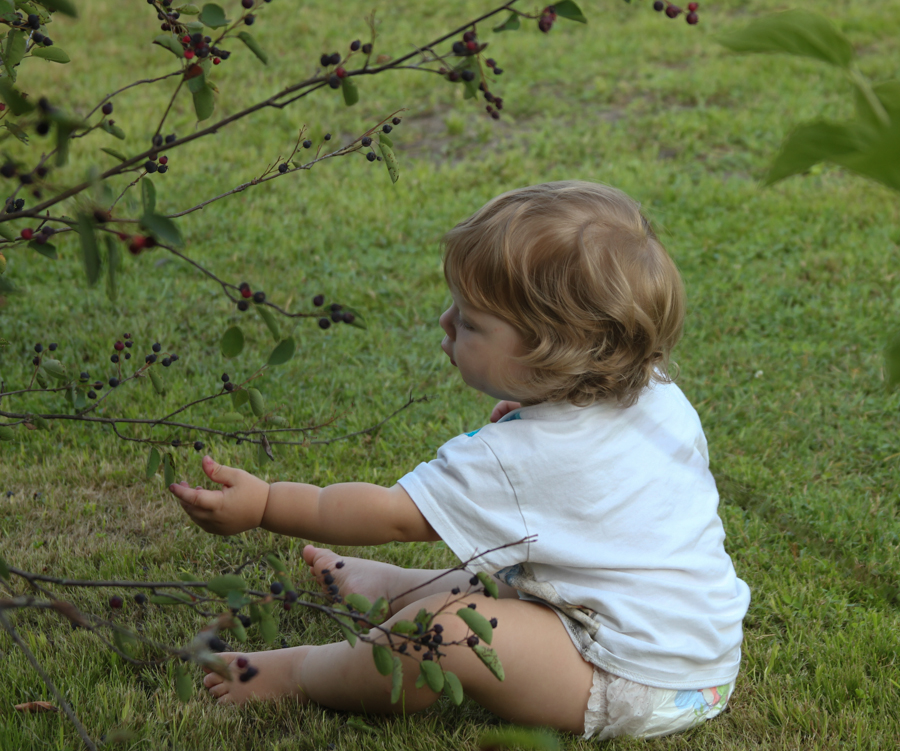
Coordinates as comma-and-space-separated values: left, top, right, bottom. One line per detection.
458, 318, 475, 331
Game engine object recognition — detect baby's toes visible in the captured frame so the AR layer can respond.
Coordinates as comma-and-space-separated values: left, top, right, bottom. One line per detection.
203, 671, 224, 689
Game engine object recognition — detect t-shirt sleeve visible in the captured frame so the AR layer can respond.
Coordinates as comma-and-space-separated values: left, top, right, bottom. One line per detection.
397, 431, 531, 574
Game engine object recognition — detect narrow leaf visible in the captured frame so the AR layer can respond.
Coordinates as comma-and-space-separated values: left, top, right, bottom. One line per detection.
372, 644, 393, 676
472, 644, 505, 681
378, 140, 399, 184
206, 574, 247, 597
29, 240, 58, 260
76, 213, 101, 286
259, 612, 278, 644
390, 657, 403, 703
191, 81, 215, 122
4, 120, 29, 143
174, 664, 193, 702
456, 606, 493, 644
228, 620, 247, 642
717, 9, 855, 69
341, 76, 359, 106
31, 46, 70, 63
163, 453, 175, 487
267, 337, 296, 367
763, 120, 860, 186
256, 304, 281, 341
237, 31, 267, 64
153, 33, 185, 58
35, 0, 77, 17
493, 12, 520, 32
148, 367, 166, 396
443, 669, 464, 706
0, 77, 34, 115
100, 119, 126, 140
140, 211, 183, 247
6, 29, 27, 68
248, 388, 265, 418
220, 325, 244, 358
199, 3, 229, 28
266, 554, 288, 575
345, 593, 372, 613
476, 571, 500, 599
146, 447, 161, 478
390, 620, 418, 635
553, 0, 587, 23
142, 178, 157, 215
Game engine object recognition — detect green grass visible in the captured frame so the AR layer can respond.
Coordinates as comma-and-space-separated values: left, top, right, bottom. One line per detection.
2, 0, 900, 748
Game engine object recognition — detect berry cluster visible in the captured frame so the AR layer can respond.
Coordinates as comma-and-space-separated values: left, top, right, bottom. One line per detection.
538, 6, 557, 33
120, 232, 156, 256
12, 11, 54, 47
180, 32, 231, 65
143, 152, 170, 175
235, 281, 266, 311
653, 1, 700, 24
153, 0, 183, 32
312, 294, 354, 329
442, 29, 505, 119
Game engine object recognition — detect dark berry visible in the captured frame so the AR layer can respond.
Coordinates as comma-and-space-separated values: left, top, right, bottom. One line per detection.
318, 317, 331, 329
469, 575, 479, 586
241, 0, 253, 7
361, 136, 372, 147
328, 74, 340, 89
666, 5, 679, 18
326, 584, 339, 595
170, 354, 178, 362
313, 294, 325, 306
489, 617, 498, 628
466, 635, 479, 647
451, 587, 460, 595
331, 311, 342, 323
452, 41, 466, 55
320, 53, 330, 67
94, 381, 103, 390
209, 636, 228, 652
244, 14, 254, 24
253, 291, 266, 304
165, 134, 177, 144
323, 573, 335, 585
224, 382, 235, 392
34, 343, 43, 353
32, 32, 44, 44
171, 439, 181, 447
448, 71, 460, 82
382, 124, 392, 133
125, 340, 133, 348
335, 561, 345, 569
161, 358, 171, 367
32, 356, 40, 366
36, 121, 51, 136
157, 165, 168, 174
146, 354, 157, 364
422, 651, 434, 661
80, 372, 90, 381
341, 312, 355, 324
366, 152, 376, 162
461, 70, 475, 82
269, 581, 283, 595
324, 133, 332, 140
303, 139, 312, 149
109, 596, 123, 609
392, 117, 401, 125
194, 441, 204, 451
221, 373, 230, 383
102, 102, 113, 115
286, 590, 298, 603
350, 39, 360, 51
328, 52, 341, 65
362, 43, 372, 54
239, 666, 259, 682
686, 11, 698, 24
238, 614, 251, 627
42, 37, 53, 46
467, 603, 477, 610
152, 134, 163, 147
433, 624, 443, 634
237, 300, 249, 311
152, 342, 161, 352
134, 593, 147, 605
109, 378, 119, 387
278, 163, 289, 173
145, 161, 158, 173
48, 343, 57, 351
111, 354, 119, 364
125, 353, 131, 360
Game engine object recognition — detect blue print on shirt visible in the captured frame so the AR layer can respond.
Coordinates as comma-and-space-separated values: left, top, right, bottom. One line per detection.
467, 412, 521, 437
466, 428, 481, 437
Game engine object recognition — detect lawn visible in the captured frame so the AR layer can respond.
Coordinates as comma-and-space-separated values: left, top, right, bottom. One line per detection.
1, 0, 899, 748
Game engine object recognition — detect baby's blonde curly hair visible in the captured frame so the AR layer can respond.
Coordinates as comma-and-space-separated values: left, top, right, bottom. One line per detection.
442, 181, 685, 407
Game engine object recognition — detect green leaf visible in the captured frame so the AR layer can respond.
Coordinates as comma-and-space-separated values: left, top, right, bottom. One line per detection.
163, 452, 175, 487
105, 235, 119, 302
55, 120, 77, 167
35, 0, 77, 17
378, 140, 399, 184
336, 617, 358, 646
149, 594, 190, 605
148, 367, 166, 396
259, 612, 278, 644
3, 120, 29, 144
213, 412, 245, 425
885, 332, 900, 388
174, 664, 193, 702
419, 660, 444, 693
372, 644, 393, 676
191, 80, 215, 122
146, 447, 161, 478
256, 304, 281, 341
6, 28, 27, 68
346, 718, 379, 735
553, 1, 587, 24
206, 574, 247, 597
390, 620, 418, 635
226, 590, 251, 611
153, 32, 186, 58
850, 70, 890, 130
379, 133, 393, 148
100, 119, 126, 140
390, 657, 403, 703
341, 76, 359, 106
29, 240, 57, 260
32, 415, 50, 431
0, 557, 9, 580
0, 76, 34, 115
476, 571, 499, 599
763, 120, 860, 185
236, 31, 267, 64
266, 553, 288, 575
140, 211, 183, 247
267, 337, 296, 367
75, 213, 101, 286
220, 325, 244, 359
717, 9, 855, 69
31, 45, 70, 63
345, 593, 372, 613
41, 358, 66, 381
0, 425, 15, 441
472, 644, 505, 681
178, 3, 200, 14
199, 3, 228, 28
493, 12, 519, 32
477, 727, 560, 751
248, 388, 265, 418
228, 620, 247, 642
186, 63, 208, 94
367, 597, 390, 625
141, 178, 157, 214
443, 669, 464, 706
456, 606, 493, 644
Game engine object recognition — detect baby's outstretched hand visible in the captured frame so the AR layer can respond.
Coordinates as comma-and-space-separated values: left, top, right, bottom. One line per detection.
168, 455, 269, 536
490, 400, 522, 423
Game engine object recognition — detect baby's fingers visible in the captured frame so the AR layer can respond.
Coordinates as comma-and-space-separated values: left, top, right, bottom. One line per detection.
168, 481, 224, 511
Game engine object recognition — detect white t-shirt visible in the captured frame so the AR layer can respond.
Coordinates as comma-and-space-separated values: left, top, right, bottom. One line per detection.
398, 381, 751, 690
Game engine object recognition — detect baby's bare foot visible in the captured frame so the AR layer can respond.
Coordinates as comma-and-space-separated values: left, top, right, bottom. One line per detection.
302, 545, 405, 616
202, 647, 310, 706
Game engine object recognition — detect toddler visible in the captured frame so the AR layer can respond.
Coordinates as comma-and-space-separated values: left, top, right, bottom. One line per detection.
169, 181, 751, 739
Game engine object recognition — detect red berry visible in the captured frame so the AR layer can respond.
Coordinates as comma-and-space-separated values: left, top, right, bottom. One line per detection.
213, 57, 221, 64
466, 40, 477, 51
241, 287, 253, 299
159, 156, 168, 165
335, 66, 347, 78
686, 11, 698, 23
109, 595, 123, 609
184, 50, 195, 59
20, 228, 33, 240
182, 35, 191, 44
114, 341, 125, 351
687, 2, 698, 9
666, 6, 680, 18
236, 657, 249, 669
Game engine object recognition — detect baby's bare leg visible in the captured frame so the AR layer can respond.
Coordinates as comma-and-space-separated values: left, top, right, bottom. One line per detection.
299, 591, 594, 733
302, 545, 518, 615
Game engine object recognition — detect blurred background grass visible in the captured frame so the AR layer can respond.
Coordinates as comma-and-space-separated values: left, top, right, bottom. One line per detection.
1, 0, 900, 749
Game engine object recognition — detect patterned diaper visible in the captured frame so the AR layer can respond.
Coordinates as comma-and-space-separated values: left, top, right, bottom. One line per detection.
583, 668, 733, 740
